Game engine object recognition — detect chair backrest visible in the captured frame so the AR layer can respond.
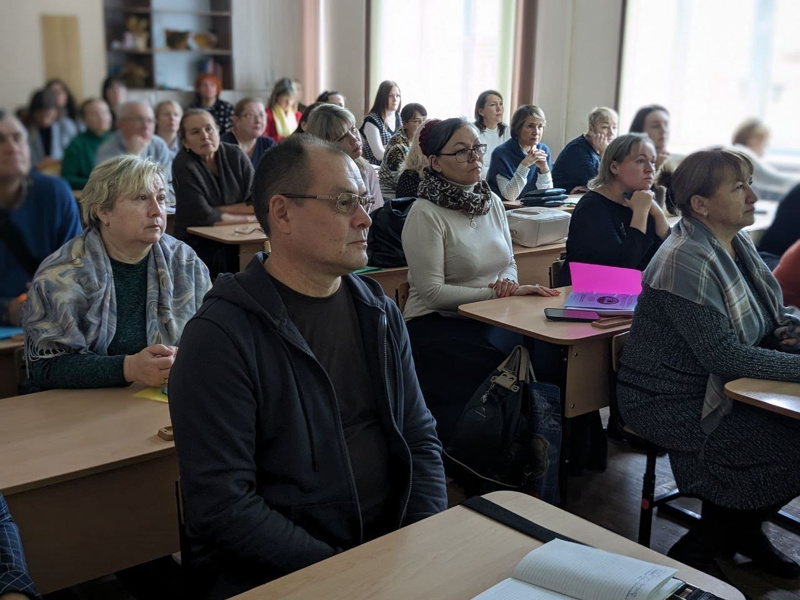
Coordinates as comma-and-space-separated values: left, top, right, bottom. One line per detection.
549, 259, 564, 288
611, 331, 630, 373
395, 282, 410, 312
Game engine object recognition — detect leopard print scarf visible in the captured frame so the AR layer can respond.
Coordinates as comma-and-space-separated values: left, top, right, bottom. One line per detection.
417, 167, 492, 216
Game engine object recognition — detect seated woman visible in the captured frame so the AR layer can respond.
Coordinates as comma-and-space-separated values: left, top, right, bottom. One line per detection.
292, 101, 323, 134
618, 148, 800, 582
61, 98, 113, 190
474, 89, 510, 178
187, 73, 234, 134
315, 90, 346, 107
758, 182, 800, 268
378, 102, 426, 196
220, 97, 276, 168
155, 100, 183, 158
732, 118, 799, 201
264, 77, 302, 141
101, 75, 127, 130
27, 88, 78, 171
774, 240, 800, 308
552, 106, 618, 193
487, 105, 553, 201
629, 104, 670, 169
395, 120, 434, 198
558, 133, 670, 285
173, 109, 257, 276
23, 155, 210, 390
360, 80, 401, 165
402, 117, 559, 443
45, 78, 80, 133
305, 104, 384, 212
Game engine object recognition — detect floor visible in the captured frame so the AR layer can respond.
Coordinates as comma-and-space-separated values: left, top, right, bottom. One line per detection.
43, 437, 800, 600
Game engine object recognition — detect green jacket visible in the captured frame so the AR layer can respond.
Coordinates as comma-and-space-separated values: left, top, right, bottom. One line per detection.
61, 130, 111, 190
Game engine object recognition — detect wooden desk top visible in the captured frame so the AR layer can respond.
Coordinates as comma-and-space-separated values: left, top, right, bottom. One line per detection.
235, 490, 742, 600
511, 240, 565, 256
186, 224, 268, 245
724, 378, 800, 420
0, 385, 173, 495
458, 287, 631, 345
0, 337, 23, 353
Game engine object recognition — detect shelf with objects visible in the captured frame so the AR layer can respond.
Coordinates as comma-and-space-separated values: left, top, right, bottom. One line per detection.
103, 0, 234, 91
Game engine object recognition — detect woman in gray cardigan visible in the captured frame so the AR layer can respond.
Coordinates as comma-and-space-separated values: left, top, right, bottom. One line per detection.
618, 148, 800, 584
173, 109, 257, 275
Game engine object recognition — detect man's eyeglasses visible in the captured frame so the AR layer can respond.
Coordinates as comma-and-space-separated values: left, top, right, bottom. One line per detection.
280, 192, 374, 215
438, 144, 487, 163
338, 125, 360, 142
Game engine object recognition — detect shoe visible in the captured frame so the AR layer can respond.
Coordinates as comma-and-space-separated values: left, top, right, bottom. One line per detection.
736, 529, 800, 579
667, 531, 742, 592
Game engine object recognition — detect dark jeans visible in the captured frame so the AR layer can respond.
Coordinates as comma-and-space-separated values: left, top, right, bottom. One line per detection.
406, 312, 523, 445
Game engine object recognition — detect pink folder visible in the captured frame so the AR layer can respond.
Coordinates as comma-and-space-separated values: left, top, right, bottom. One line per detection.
569, 262, 642, 295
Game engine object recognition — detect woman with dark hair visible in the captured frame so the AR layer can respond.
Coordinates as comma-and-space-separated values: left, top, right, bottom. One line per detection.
618, 148, 800, 583
220, 97, 276, 168
401, 117, 558, 443
293, 101, 324, 134
101, 75, 127, 129
360, 80, 401, 165
395, 119, 433, 199
26, 88, 78, 169
315, 90, 346, 107
45, 78, 79, 125
486, 104, 552, 201
474, 90, 509, 177
629, 104, 670, 169
378, 102, 426, 195
558, 133, 670, 285
305, 104, 384, 211
187, 73, 234, 134
173, 109, 256, 276
265, 77, 302, 141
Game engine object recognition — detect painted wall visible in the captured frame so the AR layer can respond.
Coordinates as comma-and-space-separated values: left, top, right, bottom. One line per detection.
0, 0, 106, 109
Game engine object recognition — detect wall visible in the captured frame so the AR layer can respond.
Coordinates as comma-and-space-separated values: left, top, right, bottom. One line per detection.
0, 0, 106, 109
533, 0, 624, 156
320, 0, 367, 122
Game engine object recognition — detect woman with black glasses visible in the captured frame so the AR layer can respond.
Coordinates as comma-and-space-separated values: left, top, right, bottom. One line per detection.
401, 117, 559, 444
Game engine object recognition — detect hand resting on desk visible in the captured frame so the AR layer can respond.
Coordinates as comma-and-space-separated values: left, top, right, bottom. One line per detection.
123, 344, 177, 387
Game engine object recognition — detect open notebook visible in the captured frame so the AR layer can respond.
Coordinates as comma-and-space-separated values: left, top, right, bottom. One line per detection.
563, 263, 642, 316
473, 539, 684, 600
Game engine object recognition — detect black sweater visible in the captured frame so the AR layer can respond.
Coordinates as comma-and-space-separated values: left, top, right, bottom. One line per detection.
559, 191, 663, 285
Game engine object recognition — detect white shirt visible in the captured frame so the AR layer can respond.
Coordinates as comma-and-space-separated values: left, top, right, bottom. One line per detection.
402, 189, 517, 320
479, 125, 511, 178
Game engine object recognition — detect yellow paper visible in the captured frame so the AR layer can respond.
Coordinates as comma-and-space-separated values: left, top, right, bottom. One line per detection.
134, 387, 169, 403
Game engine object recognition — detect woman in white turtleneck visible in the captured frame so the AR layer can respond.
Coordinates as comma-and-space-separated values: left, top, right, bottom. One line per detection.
360, 80, 401, 165
401, 117, 558, 444
474, 89, 510, 178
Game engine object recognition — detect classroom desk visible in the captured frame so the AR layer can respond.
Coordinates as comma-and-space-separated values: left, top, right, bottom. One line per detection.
186, 223, 270, 270
234, 490, 742, 600
724, 378, 800, 420
0, 337, 23, 398
0, 385, 178, 593
502, 192, 583, 212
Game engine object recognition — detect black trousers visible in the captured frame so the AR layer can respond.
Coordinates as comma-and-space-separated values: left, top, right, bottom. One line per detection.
406, 312, 523, 446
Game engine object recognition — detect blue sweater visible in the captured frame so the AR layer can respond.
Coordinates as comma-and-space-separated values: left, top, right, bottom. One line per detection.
1, 172, 82, 318
552, 134, 600, 192
486, 138, 551, 198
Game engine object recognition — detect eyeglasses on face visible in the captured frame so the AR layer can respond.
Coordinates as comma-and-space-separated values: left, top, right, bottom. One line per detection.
438, 144, 488, 163
280, 192, 374, 215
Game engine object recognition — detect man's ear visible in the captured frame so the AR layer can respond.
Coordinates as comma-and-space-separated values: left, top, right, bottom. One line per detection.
268, 194, 294, 235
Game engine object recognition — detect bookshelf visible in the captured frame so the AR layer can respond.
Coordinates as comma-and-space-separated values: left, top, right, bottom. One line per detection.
104, 0, 234, 91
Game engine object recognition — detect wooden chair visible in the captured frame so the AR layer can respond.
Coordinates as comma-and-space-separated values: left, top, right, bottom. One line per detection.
395, 282, 410, 312
610, 333, 697, 547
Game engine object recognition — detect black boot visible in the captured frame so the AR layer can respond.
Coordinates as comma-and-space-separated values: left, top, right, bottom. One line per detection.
667, 525, 739, 589
735, 526, 800, 579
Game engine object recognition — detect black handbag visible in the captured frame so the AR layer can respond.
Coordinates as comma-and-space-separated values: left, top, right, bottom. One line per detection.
444, 345, 562, 504
366, 196, 416, 267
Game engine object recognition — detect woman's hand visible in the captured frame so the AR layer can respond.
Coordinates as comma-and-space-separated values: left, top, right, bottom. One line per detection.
513, 284, 561, 297
123, 344, 177, 387
780, 337, 800, 348
489, 278, 519, 298
625, 190, 655, 214
588, 132, 611, 156
532, 149, 550, 172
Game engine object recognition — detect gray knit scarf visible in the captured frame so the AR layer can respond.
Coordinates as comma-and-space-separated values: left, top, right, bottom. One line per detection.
644, 216, 800, 433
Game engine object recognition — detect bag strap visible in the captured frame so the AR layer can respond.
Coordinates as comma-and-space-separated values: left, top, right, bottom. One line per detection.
462, 496, 583, 545
0, 210, 40, 277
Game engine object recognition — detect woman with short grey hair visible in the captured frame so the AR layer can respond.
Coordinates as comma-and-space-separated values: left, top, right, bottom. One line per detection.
23, 154, 210, 391
306, 104, 384, 211
552, 106, 618, 193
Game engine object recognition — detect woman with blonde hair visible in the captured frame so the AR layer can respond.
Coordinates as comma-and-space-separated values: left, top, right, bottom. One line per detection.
305, 104, 384, 211
552, 106, 618, 193
264, 77, 302, 141
732, 118, 799, 201
23, 155, 210, 390
154, 99, 183, 157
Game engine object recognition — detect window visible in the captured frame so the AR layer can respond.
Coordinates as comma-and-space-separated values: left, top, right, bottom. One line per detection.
368, 0, 516, 121
619, 0, 800, 158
